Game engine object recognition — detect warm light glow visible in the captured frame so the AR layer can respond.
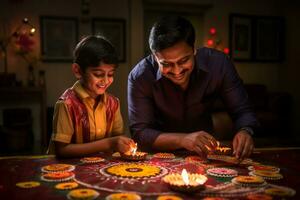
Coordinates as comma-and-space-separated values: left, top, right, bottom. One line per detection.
209, 27, 216, 35
217, 147, 231, 152
215, 141, 231, 153
223, 48, 230, 55
131, 143, 137, 156
207, 39, 214, 46
23, 18, 29, 24
196, 176, 207, 185
181, 169, 189, 185
30, 28, 36, 34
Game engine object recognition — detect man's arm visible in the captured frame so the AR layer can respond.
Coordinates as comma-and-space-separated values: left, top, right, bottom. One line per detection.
218, 54, 259, 158
127, 64, 162, 151
152, 131, 218, 155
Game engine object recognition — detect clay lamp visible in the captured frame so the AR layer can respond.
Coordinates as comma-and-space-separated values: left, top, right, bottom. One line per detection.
121, 143, 148, 161
162, 169, 207, 192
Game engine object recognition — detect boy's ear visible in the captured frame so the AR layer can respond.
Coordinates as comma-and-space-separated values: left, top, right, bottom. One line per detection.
72, 63, 82, 79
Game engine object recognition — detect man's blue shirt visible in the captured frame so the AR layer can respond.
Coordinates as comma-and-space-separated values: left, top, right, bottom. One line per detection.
128, 47, 259, 150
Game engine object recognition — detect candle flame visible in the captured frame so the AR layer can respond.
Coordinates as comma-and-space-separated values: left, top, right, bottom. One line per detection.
181, 169, 189, 185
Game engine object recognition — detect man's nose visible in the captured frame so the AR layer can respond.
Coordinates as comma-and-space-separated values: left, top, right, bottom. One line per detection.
172, 64, 182, 74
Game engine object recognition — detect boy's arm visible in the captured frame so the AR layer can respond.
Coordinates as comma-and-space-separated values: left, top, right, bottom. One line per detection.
55, 136, 134, 158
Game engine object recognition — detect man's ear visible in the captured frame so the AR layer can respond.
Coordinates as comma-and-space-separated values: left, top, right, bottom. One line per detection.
72, 63, 82, 79
193, 47, 197, 55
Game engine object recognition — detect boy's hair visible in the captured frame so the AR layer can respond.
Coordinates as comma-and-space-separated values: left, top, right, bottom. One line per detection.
149, 16, 195, 52
73, 35, 118, 71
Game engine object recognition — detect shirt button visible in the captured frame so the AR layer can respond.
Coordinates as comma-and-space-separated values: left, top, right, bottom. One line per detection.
97, 129, 101, 133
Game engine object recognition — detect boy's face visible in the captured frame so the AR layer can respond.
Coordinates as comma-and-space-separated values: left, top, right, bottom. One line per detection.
79, 63, 116, 98
154, 41, 195, 90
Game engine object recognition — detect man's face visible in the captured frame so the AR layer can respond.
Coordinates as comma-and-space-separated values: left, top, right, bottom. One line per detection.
154, 41, 195, 90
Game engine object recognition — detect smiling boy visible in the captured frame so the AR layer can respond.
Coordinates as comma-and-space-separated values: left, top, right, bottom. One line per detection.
49, 35, 134, 157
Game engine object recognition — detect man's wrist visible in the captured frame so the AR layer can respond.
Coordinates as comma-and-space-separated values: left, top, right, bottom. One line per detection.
239, 127, 254, 136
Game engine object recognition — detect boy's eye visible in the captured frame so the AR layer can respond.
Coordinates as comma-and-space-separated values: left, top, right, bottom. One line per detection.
93, 73, 105, 78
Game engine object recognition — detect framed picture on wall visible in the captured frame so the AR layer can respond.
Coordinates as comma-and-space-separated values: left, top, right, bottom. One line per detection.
40, 16, 78, 62
92, 18, 126, 62
255, 16, 285, 62
229, 14, 285, 62
229, 14, 253, 61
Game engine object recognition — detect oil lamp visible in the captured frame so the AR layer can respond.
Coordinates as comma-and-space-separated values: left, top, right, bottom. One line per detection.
121, 143, 148, 161
162, 169, 207, 192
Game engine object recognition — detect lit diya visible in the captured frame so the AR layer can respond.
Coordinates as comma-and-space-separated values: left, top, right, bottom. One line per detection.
121, 143, 148, 161
162, 169, 207, 192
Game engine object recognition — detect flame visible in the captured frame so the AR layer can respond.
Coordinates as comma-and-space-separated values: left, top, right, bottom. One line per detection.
216, 146, 231, 153
215, 141, 231, 152
131, 143, 137, 156
181, 169, 189, 185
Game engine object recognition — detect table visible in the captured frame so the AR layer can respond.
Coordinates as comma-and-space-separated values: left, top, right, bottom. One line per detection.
0, 148, 299, 200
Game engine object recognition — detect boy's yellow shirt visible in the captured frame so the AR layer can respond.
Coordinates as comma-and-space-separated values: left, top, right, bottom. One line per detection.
51, 81, 123, 144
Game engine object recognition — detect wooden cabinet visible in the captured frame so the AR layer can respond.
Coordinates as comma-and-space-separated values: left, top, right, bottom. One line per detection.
0, 87, 47, 153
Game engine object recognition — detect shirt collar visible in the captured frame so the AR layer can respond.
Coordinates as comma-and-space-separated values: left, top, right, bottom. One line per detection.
72, 80, 107, 103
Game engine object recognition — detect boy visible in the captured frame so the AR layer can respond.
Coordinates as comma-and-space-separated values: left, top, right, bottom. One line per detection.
49, 35, 134, 157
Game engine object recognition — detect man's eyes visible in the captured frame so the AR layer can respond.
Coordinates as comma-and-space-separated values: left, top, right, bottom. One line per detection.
160, 57, 190, 67
161, 63, 172, 67
178, 57, 190, 65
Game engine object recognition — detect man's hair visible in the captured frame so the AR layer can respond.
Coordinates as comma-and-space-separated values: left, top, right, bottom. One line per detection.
149, 16, 195, 52
73, 35, 118, 71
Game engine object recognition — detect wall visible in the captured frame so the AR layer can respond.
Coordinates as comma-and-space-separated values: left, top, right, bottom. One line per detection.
1, 0, 299, 142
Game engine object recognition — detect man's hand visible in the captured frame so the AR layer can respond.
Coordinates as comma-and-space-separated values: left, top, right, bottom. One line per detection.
233, 130, 254, 159
180, 131, 218, 155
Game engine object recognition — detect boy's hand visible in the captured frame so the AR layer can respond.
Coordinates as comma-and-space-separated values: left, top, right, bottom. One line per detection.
112, 136, 135, 154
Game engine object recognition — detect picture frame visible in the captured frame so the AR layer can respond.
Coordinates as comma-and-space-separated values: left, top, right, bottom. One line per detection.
229, 14, 285, 62
92, 18, 126, 62
229, 14, 253, 61
40, 16, 78, 62
255, 16, 285, 62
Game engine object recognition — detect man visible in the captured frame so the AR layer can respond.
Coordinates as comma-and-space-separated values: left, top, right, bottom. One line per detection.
128, 16, 259, 159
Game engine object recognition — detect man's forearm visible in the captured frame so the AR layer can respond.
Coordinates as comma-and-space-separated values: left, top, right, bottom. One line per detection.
152, 133, 186, 151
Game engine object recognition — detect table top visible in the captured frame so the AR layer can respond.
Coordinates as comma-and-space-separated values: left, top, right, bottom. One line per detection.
0, 148, 299, 200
